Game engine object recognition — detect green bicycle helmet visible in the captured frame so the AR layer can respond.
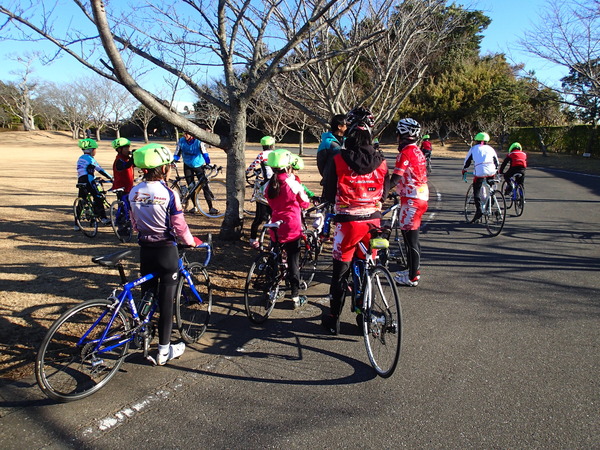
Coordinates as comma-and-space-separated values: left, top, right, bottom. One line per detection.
260, 135, 276, 147
509, 142, 522, 152
112, 137, 131, 150
266, 148, 292, 169
474, 132, 490, 142
291, 155, 304, 170
78, 138, 98, 151
422, 134, 430, 140
133, 143, 174, 169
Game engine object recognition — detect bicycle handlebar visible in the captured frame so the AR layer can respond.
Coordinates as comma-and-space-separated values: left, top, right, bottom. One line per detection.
462, 171, 473, 182
305, 201, 331, 214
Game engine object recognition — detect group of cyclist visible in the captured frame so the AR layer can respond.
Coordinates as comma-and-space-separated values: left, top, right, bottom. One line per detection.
462, 132, 528, 223
75, 134, 210, 365
75, 112, 528, 361
243, 108, 432, 335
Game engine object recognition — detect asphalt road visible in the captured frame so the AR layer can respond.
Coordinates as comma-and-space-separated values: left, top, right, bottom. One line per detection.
1, 157, 598, 449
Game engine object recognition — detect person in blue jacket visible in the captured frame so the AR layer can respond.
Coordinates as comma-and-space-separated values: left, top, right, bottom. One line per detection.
174, 130, 218, 215
316, 114, 347, 178
75, 138, 113, 229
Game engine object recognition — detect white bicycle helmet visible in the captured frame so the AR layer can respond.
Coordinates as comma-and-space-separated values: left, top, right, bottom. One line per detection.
396, 118, 421, 139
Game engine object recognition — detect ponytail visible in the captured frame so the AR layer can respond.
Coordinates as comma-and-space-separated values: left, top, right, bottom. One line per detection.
266, 168, 286, 199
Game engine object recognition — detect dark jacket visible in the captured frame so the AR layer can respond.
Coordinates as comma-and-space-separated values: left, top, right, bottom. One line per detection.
323, 136, 390, 220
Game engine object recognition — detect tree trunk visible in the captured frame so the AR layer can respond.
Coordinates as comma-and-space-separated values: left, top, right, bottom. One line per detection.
143, 128, 149, 143
534, 128, 548, 157
298, 129, 305, 156
219, 102, 247, 241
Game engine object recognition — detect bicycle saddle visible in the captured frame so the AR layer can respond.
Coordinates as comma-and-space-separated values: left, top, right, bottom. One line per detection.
92, 249, 134, 267
264, 220, 284, 229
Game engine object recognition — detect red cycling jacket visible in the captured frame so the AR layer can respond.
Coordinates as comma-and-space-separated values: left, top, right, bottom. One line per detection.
112, 153, 135, 193
333, 152, 388, 217
500, 149, 527, 173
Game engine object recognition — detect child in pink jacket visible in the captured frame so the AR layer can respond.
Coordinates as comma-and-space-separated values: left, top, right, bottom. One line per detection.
263, 149, 310, 309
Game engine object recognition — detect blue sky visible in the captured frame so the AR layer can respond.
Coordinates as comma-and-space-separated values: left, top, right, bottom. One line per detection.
0, 0, 564, 101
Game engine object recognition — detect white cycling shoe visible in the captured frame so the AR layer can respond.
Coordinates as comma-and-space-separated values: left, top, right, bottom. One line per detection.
156, 342, 186, 366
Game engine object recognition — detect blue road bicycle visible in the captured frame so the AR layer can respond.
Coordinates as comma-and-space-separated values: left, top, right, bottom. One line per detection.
501, 174, 525, 217
35, 241, 212, 402
109, 189, 133, 242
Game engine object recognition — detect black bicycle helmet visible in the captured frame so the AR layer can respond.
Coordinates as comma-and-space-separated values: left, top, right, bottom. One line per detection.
346, 107, 375, 135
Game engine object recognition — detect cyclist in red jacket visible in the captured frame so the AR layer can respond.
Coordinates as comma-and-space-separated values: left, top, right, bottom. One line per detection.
499, 142, 527, 194
111, 137, 135, 197
321, 107, 390, 334
390, 118, 429, 287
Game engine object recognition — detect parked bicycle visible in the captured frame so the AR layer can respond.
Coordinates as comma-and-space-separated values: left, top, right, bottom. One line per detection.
109, 189, 133, 242
35, 240, 213, 402
244, 168, 265, 217
341, 228, 402, 377
379, 192, 408, 270
501, 174, 525, 217
463, 173, 506, 236
73, 178, 111, 238
169, 163, 226, 218
298, 200, 334, 289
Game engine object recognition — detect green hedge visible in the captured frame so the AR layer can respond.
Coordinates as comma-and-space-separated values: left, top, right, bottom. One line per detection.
509, 125, 599, 156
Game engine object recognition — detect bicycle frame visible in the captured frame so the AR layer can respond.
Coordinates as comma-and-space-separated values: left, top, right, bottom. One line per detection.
351, 240, 378, 311
85, 244, 212, 356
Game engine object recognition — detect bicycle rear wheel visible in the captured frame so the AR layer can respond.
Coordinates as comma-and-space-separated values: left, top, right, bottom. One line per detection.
244, 253, 279, 324
73, 197, 98, 238
175, 262, 212, 343
485, 191, 506, 236
514, 185, 525, 217
259, 226, 273, 251
109, 200, 133, 243
362, 266, 402, 378
196, 179, 226, 218
35, 299, 130, 402
463, 185, 477, 223
299, 231, 319, 290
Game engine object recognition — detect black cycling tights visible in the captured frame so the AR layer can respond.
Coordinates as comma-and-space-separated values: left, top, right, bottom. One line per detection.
140, 245, 179, 346
283, 239, 301, 298
329, 259, 352, 317
401, 229, 421, 280
250, 203, 272, 240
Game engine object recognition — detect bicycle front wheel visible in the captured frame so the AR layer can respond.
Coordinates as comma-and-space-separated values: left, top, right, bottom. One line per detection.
363, 266, 402, 378
464, 185, 477, 223
35, 299, 130, 402
176, 262, 212, 344
196, 179, 226, 218
73, 197, 98, 238
109, 200, 133, 243
170, 182, 190, 212
485, 191, 506, 237
299, 231, 319, 290
244, 253, 279, 324
514, 185, 525, 217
